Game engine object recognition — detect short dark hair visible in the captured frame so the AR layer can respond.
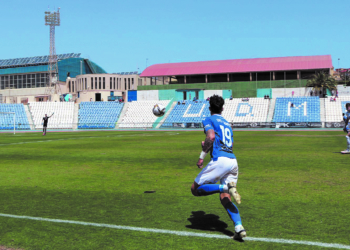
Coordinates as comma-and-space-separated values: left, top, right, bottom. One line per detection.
346, 103, 350, 109
209, 95, 225, 114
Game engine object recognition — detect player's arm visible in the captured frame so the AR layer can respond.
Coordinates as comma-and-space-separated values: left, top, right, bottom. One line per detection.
197, 129, 215, 169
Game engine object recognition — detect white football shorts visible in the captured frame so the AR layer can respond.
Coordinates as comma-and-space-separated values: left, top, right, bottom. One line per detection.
195, 157, 238, 186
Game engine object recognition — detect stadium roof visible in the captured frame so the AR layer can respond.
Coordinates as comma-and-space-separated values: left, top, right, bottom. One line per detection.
140, 55, 333, 77
0, 53, 81, 69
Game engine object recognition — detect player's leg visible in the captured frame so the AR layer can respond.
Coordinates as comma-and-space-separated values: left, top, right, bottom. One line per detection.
220, 158, 246, 239
191, 158, 232, 196
341, 135, 350, 153
191, 181, 228, 196
220, 193, 246, 239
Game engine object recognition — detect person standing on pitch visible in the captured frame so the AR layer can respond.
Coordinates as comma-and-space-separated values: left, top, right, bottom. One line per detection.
191, 95, 246, 240
42, 113, 54, 136
341, 103, 350, 154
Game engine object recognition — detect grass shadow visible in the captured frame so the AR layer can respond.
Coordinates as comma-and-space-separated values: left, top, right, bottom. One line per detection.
186, 211, 234, 237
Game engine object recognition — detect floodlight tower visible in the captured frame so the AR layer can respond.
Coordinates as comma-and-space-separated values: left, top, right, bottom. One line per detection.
44, 8, 61, 99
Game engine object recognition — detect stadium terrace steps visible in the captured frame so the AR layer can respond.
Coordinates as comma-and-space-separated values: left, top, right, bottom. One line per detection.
266, 98, 276, 122
116, 102, 129, 129
0, 104, 30, 130
73, 104, 79, 130
320, 98, 326, 124
155, 101, 177, 129
29, 102, 75, 129
272, 97, 321, 123
24, 105, 35, 130
78, 102, 124, 129
119, 100, 170, 128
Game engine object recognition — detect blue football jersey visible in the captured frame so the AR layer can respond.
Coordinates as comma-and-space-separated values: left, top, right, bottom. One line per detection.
344, 111, 350, 124
202, 114, 235, 160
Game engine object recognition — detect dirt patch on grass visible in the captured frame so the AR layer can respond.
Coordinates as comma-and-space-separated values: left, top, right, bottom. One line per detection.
0, 246, 24, 250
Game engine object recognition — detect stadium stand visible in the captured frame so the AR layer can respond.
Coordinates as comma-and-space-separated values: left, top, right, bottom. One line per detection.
78, 102, 124, 129
0, 104, 30, 130
29, 102, 74, 129
119, 100, 170, 128
273, 97, 320, 122
222, 98, 269, 123
162, 100, 210, 128
324, 97, 350, 122
162, 98, 269, 128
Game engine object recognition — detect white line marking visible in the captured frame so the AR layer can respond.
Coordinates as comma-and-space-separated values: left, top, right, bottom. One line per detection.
0, 213, 348, 249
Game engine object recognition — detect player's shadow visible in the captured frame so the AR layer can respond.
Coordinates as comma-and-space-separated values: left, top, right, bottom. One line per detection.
186, 211, 234, 237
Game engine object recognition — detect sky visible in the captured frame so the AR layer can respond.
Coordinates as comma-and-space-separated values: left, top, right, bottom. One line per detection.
0, 0, 349, 73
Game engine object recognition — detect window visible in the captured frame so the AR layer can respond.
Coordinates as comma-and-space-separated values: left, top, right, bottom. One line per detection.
85, 78, 87, 90
110, 77, 112, 89
36, 73, 41, 87
17, 75, 22, 89
124, 78, 126, 90
10, 76, 14, 89
29, 74, 35, 88
41, 73, 46, 87
103, 77, 105, 89
95, 77, 97, 89
113, 78, 116, 89
132, 78, 134, 90
99, 77, 101, 89
22, 75, 27, 89
69, 81, 71, 92
128, 78, 130, 90
0, 76, 4, 89
91, 77, 93, 89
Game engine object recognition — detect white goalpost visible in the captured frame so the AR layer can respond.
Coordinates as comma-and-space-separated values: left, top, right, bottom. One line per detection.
0, 112, 16, 134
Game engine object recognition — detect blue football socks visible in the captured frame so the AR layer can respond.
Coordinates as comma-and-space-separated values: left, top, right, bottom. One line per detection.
196, 184, 227, 196
224, 202, 242, 226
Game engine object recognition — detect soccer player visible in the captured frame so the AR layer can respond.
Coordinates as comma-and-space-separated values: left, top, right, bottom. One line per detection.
341, 103, 350, 154
42, 113, 54, 136
191, 95, 246, 240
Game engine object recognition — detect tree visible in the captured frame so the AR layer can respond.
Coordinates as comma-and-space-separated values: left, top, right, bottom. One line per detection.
306, 72, 337, 96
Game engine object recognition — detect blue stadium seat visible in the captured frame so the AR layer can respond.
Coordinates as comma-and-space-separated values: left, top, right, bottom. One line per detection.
272, 97, 320, 122
161, 100, 210, 128
0, 104, 30, 130
78, 102, 124, 129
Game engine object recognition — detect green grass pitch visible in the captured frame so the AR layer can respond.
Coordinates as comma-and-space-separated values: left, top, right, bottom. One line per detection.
0, 130, 349, 249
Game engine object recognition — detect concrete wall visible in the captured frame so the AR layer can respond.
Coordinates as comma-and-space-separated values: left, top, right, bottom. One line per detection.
222, 89, 232, 99
204, 90, 223, 99
137, 90, 159, 100
76, 90, 124, 103
159, 89, 176, 100
0, 87, 46, 103
257, 88, 272, 98
336, 85, 350, 96
271, 87, 313, 97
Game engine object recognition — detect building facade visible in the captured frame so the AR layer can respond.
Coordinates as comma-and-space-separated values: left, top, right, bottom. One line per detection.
66, 73, 149, 103
0, 53, 106, 103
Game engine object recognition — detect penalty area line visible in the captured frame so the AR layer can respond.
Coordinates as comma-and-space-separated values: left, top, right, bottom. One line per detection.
0, 213, 349, 249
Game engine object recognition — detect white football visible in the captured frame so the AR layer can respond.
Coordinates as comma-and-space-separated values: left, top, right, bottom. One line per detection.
152, 104, 166, 117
